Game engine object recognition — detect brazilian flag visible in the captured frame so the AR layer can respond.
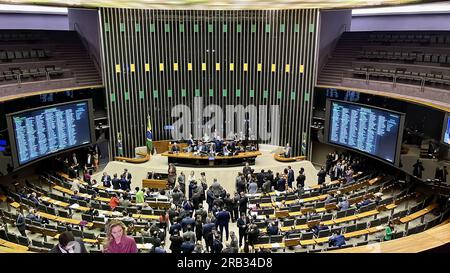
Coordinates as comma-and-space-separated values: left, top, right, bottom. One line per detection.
146, 115, 153, 154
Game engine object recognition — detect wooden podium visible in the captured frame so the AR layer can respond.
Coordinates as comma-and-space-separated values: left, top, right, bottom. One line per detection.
142, 179, 169, 190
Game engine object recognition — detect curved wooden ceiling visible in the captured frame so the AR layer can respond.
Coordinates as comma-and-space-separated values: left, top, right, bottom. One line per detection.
0, 0, 426, 10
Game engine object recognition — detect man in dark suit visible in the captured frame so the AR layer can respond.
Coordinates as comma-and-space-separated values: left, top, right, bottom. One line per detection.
119, 174, 128, 191
169, 220, 182, 235
195, 204, 208, 224
122, 169, 132, 190
317, 167, 326, 185
238, 192, 248, 215
216, 208, 231, 241
236, 213, 249, 247
223, 194, 235, 222
180, 237, 195, 253
243, 162, 252, 177
235, 173, 246, 194
111, 174, 120, 190
181, 216, 195, 232
101, 172, 112, 188
413, 160, 424, 179
202, 219, 216, 253
296, 168, 306, 188
276, 176, 286, 191
169, 230, 183, 254
256, 170, 266, 189
287, 166, 295, 188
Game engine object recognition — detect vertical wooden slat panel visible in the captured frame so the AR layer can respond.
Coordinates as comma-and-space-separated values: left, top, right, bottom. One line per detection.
100, 8, 318, 158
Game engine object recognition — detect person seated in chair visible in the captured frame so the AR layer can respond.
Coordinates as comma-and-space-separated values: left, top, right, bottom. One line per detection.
71, 190, 86, 201
336, 197, 349, 211
28, 192, 40, 206
51, 231, 88, 253
26, 209, 49, 224
266, 221, 280, 236
356, 196, 373, 209
195, 141, 207, 156
208, 142, 216, 156
171, 142, 180, 153
328, 231, 346, 248
312, 223, 328, 237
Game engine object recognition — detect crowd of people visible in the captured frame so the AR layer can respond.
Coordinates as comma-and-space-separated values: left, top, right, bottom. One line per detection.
170, 132, 258, 157
6, 148, 406, 254
324, 151, 367, 182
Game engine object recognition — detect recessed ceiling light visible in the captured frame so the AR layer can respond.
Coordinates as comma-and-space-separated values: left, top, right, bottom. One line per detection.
0, 4, 68, 14
353, 2, 450, 16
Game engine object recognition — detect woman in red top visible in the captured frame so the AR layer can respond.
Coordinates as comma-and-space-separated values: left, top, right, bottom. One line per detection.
109, 193, 120, 210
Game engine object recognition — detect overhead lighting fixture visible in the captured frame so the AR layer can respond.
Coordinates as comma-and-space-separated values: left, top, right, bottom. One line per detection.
0, 4, 68, 14
352, 2, 450, 16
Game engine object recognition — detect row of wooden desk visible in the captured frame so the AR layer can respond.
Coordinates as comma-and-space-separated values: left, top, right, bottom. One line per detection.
52, 185, 170, 209
399, 203, 438, 224
254, 225, 386, 250
35, 211, 94, 228
255, 203, 439, 251
256, 192, 380, 221
162, 151, 262, 167
0, 238, 29, 252
255, 175, 378, 211
331, 220, 450, 253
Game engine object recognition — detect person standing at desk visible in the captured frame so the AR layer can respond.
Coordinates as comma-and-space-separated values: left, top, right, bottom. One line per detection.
287, 166, 295, 188
112, 174, 120, 190
168, 163, 177, 188
208, 142, 216, 155
71, 153, 79, 177
216, 207, 231, 241
101, 172, 112, 188
203, 133, 210, 142
187, 134, 195, 152
243, 162, 252, 178
317, 167, 326, 185
284, 143, 292, 158
85, 153, 93, 170
122, 169, 132, 190
178, 171, 186, 195
296, 168, 306, 188
413, 159, 424, 179
223, 142, 231, 156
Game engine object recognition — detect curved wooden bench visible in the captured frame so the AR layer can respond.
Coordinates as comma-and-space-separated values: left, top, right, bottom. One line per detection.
274, 153, 306, 162
115, 152, 150, 163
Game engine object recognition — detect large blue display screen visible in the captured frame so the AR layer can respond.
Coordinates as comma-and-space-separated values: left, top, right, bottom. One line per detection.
328, 100, 402, 164
11, 101, 92, 166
